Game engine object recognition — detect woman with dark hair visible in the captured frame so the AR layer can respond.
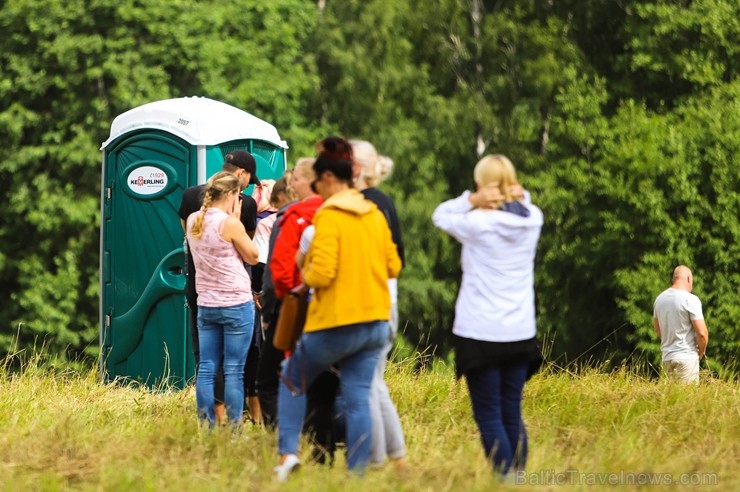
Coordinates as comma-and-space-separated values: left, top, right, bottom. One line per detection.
274, 137, 402, 480
266, 158, 341, 463
432, 154, 543, 478
186, 171, 259, 427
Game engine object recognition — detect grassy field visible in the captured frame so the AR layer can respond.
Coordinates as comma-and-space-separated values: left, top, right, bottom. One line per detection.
0, 354, 737, 491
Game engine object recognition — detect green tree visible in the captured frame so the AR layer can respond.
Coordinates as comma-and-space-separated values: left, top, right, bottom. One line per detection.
0, 0, 319, 359
624, 0, 739, 108
616, 81, 740, 370
1, 0, 738, 372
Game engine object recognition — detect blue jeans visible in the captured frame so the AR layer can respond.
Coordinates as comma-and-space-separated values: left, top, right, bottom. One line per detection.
196, 301, 254, 426
278, 321, 389, 472
465, 362, 529, 474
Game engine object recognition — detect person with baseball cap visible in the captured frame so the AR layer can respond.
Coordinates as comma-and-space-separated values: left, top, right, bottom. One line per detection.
223, 150, 261, 187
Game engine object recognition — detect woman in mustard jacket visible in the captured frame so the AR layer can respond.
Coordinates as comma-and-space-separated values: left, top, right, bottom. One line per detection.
274, 137, 402, 480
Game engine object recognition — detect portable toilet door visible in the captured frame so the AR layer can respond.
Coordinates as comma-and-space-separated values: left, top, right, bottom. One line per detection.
100, 96, 287, 388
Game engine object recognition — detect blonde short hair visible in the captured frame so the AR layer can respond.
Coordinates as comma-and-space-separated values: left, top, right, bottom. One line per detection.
293, 157, 316, 181
473, 154, 518, 201
349, 139, 394, 187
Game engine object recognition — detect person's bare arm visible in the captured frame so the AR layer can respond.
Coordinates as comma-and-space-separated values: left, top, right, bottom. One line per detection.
653, 318, 661, 338
223, 217, 259, 265
295, 249, 306, 270
691, 319, 708, 358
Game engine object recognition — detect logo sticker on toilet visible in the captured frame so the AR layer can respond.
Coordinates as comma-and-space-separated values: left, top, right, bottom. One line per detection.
127, 166, 168, 195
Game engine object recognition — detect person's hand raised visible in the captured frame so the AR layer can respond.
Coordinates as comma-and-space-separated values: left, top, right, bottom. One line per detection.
469, 183, 504, 209
509, 182, 525, 201
230, 192, 242, 220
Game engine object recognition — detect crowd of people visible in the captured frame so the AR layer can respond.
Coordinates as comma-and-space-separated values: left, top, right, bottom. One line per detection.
179, 138, 708, 482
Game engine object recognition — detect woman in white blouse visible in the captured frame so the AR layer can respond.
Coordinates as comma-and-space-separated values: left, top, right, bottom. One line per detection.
432, 154, 543, 478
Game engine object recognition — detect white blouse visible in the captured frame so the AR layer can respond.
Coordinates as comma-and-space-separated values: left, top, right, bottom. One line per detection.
432, 191, 543, 342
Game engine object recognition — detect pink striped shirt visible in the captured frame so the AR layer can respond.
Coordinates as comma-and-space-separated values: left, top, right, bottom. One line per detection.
186, 208, 251, 307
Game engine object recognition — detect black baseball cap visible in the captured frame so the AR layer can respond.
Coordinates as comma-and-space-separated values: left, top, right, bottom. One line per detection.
224, 150, 261, 185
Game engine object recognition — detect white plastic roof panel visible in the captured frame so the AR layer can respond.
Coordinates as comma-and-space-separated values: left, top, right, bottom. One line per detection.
101, 96, 288, 149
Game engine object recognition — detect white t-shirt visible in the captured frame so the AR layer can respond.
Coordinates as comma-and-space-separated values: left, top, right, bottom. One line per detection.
653, 288, 704, 361
299, 224, 315, 255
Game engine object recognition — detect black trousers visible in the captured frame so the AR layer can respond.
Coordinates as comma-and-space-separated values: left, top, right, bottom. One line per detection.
304, 370, 341, 464
257, 304, 341, 463
243, 306, 261, 399
257, 310, 284, 427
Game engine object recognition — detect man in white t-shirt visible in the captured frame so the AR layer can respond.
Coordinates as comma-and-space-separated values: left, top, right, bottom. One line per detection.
653, 265, 709, 383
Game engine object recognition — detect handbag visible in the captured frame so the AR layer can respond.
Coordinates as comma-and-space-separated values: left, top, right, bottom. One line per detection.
273, 284, 309, 351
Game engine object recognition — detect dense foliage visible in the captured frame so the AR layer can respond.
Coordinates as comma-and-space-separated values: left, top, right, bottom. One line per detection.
1, 0, 737, 369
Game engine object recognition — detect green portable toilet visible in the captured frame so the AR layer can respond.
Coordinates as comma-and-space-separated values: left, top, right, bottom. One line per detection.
100, 96, 287, 388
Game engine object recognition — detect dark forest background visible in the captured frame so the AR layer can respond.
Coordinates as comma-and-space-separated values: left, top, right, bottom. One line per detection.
1, 0, 737, 373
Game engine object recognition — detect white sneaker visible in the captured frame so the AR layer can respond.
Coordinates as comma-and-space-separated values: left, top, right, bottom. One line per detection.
274, 454, 301, 482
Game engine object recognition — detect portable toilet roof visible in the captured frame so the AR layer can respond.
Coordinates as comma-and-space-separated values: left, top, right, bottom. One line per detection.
101, 96, 288, 149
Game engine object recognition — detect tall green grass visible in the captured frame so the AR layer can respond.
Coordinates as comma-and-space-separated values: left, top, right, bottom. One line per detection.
0, 352, 736, 491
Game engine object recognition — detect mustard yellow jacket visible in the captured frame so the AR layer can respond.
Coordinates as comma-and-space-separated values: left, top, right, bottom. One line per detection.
303, 189, 402, 332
